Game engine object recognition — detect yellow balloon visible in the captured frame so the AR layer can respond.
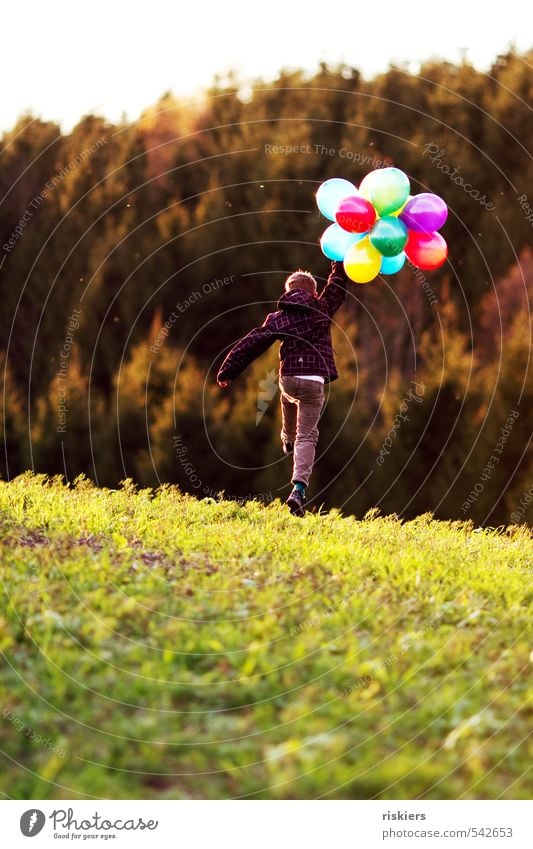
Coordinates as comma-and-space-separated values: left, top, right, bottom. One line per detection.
343, 236, 382, 283
390, 195, 412, 217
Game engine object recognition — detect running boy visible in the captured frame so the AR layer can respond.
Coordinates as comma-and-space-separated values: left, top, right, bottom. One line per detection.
217, 260, 348, 516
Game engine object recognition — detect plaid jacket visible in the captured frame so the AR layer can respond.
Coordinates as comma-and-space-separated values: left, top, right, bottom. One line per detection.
217, 261, 347, 384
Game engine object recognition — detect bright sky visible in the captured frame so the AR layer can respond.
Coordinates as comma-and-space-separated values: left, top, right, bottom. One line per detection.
2, 0, 531, 133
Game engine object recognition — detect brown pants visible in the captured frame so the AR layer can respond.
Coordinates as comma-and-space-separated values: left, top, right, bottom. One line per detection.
279, 376, 325, 487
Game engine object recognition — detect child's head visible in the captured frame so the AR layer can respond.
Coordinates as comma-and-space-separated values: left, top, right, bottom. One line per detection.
284, 269, 317, 296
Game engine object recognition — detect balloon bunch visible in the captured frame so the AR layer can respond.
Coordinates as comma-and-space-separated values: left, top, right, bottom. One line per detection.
317, 168, 448, 283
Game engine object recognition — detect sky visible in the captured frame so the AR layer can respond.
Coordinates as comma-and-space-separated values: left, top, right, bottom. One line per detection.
2, 0, 531, 133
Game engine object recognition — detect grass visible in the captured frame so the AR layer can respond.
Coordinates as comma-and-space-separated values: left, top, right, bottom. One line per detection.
0, 473, 531, 800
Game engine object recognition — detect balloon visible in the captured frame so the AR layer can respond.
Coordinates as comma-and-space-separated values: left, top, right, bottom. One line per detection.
358, 169, 382, 202
390, 195, 412, 217
400, 193, 448, 233
405, 230, 448, 270
369, 216, 408, 256
343, 237, 382, 283
370, 167, 410, 216
380, 252, 406, 274
316, 170, 448, 282
316, 178, 357, 221
320, 223, 366, 260
335, 195, 376, 233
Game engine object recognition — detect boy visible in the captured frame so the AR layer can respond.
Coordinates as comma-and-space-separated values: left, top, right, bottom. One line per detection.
217, 260, 348, 516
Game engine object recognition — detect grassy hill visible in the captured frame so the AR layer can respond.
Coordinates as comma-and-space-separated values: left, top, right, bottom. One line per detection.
0, 474, 531, 800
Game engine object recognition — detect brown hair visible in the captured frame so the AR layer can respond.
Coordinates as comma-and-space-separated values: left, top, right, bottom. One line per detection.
284, 269, 317, 295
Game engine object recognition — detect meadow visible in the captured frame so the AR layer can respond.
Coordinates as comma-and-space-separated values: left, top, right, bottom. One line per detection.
0, 474, 531, 799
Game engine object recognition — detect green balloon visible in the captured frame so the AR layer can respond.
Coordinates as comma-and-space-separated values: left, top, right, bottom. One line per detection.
369, 216, 408, 257
370, 167, 410, 216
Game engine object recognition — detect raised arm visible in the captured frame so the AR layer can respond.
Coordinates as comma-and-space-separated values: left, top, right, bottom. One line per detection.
317, 260, 348, 316
217, 312, 279, 384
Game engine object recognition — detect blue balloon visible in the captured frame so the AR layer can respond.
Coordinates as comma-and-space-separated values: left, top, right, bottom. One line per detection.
316, 178, 357, 221
380, 251, 406, 274
320, 223, 366, 260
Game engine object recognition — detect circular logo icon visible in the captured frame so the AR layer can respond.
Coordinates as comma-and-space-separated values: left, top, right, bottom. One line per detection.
20, 810, 46, 837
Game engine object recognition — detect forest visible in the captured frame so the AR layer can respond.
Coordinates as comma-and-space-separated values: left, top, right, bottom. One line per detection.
1, 51, 532, 525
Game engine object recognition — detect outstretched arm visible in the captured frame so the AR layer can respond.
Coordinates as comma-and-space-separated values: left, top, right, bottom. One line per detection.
317, 260, 348, 316
217, 313, 278, 384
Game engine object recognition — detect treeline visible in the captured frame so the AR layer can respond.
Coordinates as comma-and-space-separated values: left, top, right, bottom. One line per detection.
0, 52, 532, 524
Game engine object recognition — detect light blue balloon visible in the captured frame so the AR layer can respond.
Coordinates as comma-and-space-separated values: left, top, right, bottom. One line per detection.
316, 178, 357, 221
320, 223, 366, 260
380, 251, 406, 274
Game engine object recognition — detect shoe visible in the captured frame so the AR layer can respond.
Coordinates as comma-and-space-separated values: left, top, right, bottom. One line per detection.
282, 440, 294, 455
286, 486, 306, 517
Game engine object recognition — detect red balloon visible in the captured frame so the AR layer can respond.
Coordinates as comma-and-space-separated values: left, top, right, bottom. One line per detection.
335, 195, 377, 234
405, 230, 448, 270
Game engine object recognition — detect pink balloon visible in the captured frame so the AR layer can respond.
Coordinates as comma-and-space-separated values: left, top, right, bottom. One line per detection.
335, 195, 377, 234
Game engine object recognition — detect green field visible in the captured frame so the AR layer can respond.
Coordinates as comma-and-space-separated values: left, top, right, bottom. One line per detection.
0, 474, 531, 800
